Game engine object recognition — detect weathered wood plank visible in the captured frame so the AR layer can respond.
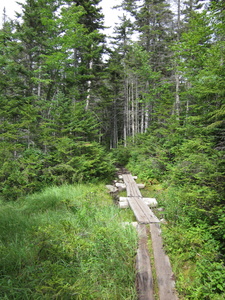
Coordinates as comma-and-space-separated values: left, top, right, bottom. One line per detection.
137, 183, 146, 189
119, 197, 158, 208
122, 174, 159, 223
134, 198, 160, 223
118, 201, 129, 209
119, 174, 137, 180
128, 197, 151, 224
149, 223, 178, 300
119, 173, 178, 299
119, 197, 129, 202
136, 224, 155, 300
115, 182, 126, 190
143, 198, 158, 207
127, 197, 159, 223
122, 174, 142, 197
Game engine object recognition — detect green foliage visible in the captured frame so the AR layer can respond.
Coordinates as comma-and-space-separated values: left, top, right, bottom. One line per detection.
167, 137, 222, 188
163, 223, 225, 299
0, 0, 108, 200
1, 0, 225, 298
0, 184, 137, 299
121, 118, 225, 300
125, 134, 170, 182
0, 142, 115, 201
110, 146, 131, 166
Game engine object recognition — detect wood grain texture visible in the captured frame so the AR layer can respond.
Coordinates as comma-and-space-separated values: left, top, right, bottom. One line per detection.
122, 174, 159, 223
136, 224, 155, 300
149, 223, 178, 300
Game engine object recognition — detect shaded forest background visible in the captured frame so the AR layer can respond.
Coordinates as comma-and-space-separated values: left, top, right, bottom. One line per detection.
0, 0, 225, 298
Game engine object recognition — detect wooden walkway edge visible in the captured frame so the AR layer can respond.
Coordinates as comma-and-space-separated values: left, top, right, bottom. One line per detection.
119, 173, 178, 300
150, 223, 178, 300
136, 224, 154, 300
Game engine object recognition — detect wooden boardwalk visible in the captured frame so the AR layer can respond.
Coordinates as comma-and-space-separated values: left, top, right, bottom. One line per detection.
120, 173, 178, 300
122, 174, 159, 224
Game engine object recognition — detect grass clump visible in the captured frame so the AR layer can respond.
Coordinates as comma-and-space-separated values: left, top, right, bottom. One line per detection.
0, 184, 137, 299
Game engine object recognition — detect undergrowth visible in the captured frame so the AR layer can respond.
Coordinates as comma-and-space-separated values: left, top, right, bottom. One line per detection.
153, 186, 225, 300
118, 132, 225, 300
0, 184, 137, 299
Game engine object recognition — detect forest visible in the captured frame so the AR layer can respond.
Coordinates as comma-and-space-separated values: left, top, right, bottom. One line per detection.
0, 0, 225, 299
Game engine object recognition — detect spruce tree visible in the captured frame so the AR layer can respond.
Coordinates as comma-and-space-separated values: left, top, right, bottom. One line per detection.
65, 0, 105, 110
0, 0, 111, 199
134, 0, 173, 73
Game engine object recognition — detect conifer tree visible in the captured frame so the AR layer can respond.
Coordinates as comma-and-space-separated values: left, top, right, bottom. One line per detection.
134, 0, 173, 73
66, 0, 105, 110
0, 0, 112, 199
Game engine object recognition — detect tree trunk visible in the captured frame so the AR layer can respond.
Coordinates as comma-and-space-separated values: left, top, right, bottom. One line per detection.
174, 0, 181, 120
85, 59, 93, 111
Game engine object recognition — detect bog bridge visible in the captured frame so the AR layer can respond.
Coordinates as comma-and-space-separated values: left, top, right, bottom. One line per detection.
118, 173, 178, 300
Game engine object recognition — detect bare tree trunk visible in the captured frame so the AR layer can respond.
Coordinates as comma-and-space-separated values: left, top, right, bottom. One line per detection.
131, 80, 135, 142
85, 59, 93, 111
175, 71, 180, 119
37, 68, 41, 98
186, 81, 191, 118
144, 81, 150, 132
127, 81, 131, 138
135, 78, 139, 135
141, 104, 145, 134
174, 0, 181, 120
111, 98, 118, 148
124, 78, 128, 147
145, 104, 149, 132
72, 47, 79, 104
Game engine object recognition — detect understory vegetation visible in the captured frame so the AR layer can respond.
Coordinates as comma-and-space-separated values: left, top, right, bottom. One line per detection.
0, 140, 116, 201
116, 128, 225, 300
0, 184, 137, 299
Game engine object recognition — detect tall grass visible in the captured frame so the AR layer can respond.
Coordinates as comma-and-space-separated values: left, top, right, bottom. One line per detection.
0, 184, 137, 299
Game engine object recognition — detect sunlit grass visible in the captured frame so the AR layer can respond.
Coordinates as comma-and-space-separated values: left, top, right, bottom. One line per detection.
0, 184, 137, 299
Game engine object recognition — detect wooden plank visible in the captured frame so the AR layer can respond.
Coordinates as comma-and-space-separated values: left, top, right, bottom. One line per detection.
115, 182, 126, 190
136, 224, 155, 300
128, 197, 150, 224
127, 197, 159, 223
118, 201, 129, 209
122, 174, 142, 197
149, 223, 178, 300
144, 198, 158, 207
122, 174, 159, 223
119, 197, 128, 202
119, 175, 137, 180
134, 198, 159, 223
120, 173, 178, 299
137, 183, 146, 189
119, 197, 158, 208
130, 182, 142, 197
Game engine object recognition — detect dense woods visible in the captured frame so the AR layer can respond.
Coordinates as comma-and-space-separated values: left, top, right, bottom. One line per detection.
0, 0, 225, 298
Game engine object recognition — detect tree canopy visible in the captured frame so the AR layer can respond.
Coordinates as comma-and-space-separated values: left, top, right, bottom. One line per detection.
0, 0, 225, 298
